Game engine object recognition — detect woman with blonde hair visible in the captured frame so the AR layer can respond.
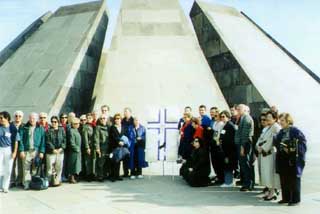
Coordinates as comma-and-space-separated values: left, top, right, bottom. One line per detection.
274, 113, 307, 206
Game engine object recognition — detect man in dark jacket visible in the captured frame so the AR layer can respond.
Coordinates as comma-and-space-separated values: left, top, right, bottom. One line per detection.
94, 114, 110, 181
234, 104, 254, 191
19, 113, 46, 190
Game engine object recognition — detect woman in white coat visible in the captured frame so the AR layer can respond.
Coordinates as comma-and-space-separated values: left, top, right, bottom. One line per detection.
256, 111, 281, 201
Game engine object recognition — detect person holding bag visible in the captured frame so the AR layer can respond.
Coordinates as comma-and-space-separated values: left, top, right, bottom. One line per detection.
256, 111, 281, 200
19, 113, 45, 190
108, 113, 127, 182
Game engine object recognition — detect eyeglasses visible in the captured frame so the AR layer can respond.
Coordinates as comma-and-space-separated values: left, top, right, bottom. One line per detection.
194, 140, 199, 143
80, 119, 86, 122
60, 116, 67, 119
40, 117, 46, 119
51, 121, 58, 123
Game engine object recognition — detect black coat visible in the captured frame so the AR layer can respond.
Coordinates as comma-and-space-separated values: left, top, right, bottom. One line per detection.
108, 125, 126, 153
181, 146, 210, 187
219, 121, 237, 170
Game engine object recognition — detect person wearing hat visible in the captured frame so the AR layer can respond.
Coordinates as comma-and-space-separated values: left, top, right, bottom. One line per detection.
67, 118, 82, 184
181, 138, 210, 187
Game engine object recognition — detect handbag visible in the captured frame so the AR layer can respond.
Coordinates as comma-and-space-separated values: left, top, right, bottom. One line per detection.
112, 147, 130, 162
29, 160, 49, 190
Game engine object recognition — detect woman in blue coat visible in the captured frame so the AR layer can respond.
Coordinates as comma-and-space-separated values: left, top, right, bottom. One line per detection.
274, 113, 307, 206
128, 117, 148, 179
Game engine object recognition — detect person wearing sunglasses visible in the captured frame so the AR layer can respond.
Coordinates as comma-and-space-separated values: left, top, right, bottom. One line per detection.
38, 112, 49, 132
59, 113, 68, 132
19, 112, 46, 190
93, 114, 110, 182
45, 116, 66, 186
10, 110, 25, 188
66, 118, 82, 184
256, 111, 281, 201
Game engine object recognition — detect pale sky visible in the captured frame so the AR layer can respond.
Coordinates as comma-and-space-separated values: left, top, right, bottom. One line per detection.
0, 0, 319, 77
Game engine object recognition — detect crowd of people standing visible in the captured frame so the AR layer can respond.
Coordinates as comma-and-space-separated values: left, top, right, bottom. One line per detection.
178, 104, 307, 206
0, 105, 148, 193
0, 103, 307, 206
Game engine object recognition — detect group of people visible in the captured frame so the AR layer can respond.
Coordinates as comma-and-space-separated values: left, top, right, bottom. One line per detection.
0, 103, 307, 206
178, 104, 307, 206
0, 105, 148, 193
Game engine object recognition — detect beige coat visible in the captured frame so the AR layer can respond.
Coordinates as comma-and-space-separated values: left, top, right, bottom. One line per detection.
256, 123, 281, 188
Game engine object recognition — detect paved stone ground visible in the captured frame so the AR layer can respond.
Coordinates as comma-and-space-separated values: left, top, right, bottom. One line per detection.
1, 158, 319, 214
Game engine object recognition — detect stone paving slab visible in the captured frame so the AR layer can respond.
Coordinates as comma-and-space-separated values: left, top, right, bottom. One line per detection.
1, 172, 319, 214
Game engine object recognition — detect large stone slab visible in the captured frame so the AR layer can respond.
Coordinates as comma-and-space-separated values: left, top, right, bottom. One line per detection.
92, 0, 228, 170
0, 1, 108, 116
190, 1, 320, 157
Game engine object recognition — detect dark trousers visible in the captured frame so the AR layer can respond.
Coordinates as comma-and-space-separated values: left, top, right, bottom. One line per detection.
131, 144, 142, 176
110, 161, 120, 179
237, 143, 254, 188
96, 154, 110, 178
280, 173, 301, 203
122, 158, 129, 177
210, 144, 225, 182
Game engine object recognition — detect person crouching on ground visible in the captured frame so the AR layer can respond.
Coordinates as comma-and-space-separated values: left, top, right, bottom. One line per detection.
181, 138, 210, 187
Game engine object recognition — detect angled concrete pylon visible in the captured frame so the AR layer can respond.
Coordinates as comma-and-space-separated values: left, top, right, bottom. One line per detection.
190, 1, 320, 156
92, 0, 228, 174
0, 1, 108, 116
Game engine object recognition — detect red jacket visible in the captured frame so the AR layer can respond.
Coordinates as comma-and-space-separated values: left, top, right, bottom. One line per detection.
193, 126, 204, 140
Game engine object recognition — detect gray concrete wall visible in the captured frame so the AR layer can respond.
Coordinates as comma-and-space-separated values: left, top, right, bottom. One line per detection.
0, 1, 108, 118
0, 12, 52, 67
190, 1, 268, 117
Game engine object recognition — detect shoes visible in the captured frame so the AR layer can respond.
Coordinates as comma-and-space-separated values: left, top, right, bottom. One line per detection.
235, 180, 243, 186
262, 187, 269, 194
211, 180, 224, 186
176, 158, 183, 164
24, 184, 30, 190
69, 176, 77, 184
122, 174, 129, 178
220, 183, 234, 188
137, 175, 144, 179
288, 202, 300, 206
130, 176, 136, 180
240, 186, 252, 192
264, 195, 277, 201
278, 200, 288, 204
